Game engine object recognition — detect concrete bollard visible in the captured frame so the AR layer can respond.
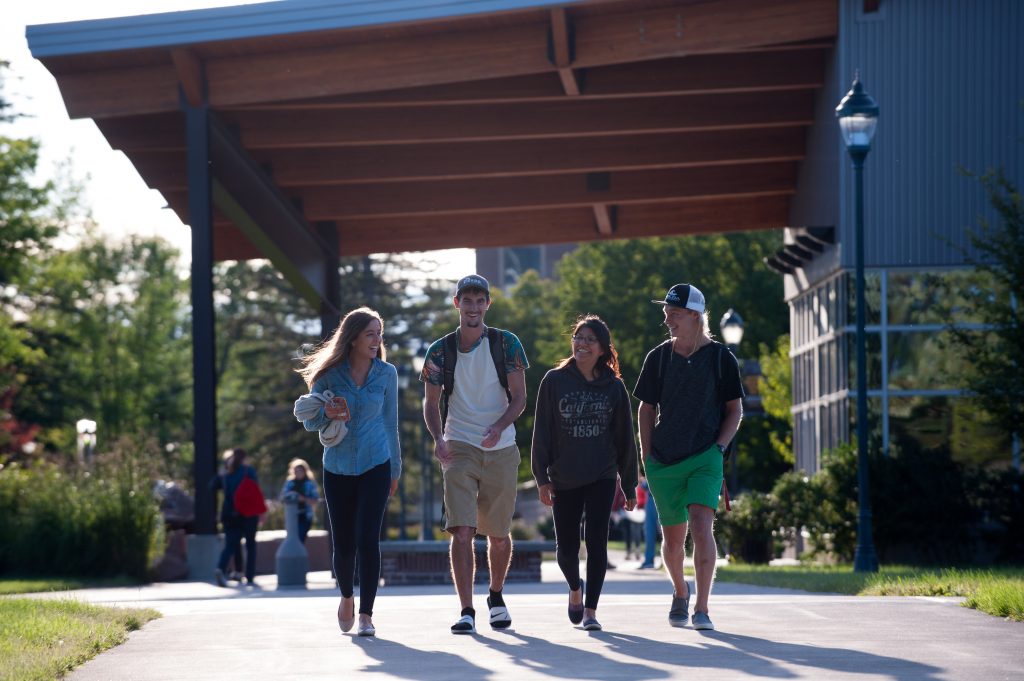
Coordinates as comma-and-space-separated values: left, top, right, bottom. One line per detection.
275, 493, 308, 587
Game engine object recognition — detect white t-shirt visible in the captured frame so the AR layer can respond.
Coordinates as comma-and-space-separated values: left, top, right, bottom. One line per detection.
445, 336, 516, 450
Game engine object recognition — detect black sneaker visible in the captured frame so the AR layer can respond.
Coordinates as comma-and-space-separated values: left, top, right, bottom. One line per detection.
487, 596, 512, 629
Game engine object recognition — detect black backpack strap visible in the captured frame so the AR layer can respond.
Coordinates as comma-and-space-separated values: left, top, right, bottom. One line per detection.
487, 327, 512, 402
439, 331, 458, 434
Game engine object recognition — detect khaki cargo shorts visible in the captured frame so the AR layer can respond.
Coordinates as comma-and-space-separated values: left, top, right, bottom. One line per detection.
442, 440, 520, 537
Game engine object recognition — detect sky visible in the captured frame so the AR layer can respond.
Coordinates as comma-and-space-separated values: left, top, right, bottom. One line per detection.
1, 0, 475, 280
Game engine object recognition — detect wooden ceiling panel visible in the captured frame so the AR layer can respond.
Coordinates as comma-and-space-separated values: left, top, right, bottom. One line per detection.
132, 126, 807, 189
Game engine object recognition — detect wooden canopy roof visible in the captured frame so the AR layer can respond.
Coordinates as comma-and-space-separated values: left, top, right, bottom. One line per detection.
31, 0, 836, 261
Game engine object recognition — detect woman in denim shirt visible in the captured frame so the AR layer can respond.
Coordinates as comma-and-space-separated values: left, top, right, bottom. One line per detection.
297, 307, 401, 638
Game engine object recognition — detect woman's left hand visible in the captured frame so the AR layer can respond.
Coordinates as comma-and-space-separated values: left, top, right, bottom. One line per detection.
624, 497, 637, 512
389, 479, 399, 498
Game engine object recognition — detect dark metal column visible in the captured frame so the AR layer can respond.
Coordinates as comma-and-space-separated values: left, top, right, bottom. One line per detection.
185, 97, 218, 535
316, 221, 341, 338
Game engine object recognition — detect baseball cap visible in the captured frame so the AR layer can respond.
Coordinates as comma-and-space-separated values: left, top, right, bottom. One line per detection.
455, 274, 490, 297
651, 283, 705, 313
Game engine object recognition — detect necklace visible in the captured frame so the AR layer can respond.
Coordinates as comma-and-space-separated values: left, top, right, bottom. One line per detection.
674, 333, 701, 364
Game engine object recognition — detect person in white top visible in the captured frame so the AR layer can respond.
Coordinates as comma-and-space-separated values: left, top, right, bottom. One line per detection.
420, 274, 529, 635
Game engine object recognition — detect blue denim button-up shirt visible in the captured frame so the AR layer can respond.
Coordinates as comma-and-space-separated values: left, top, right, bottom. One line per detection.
303, 359, 401, 479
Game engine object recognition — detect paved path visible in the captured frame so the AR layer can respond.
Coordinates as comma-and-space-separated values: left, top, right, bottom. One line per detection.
53, 554, 1023, 681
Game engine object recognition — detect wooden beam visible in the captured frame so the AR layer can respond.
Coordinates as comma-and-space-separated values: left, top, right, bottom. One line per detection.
171, 49, 204, 107
130, 127, 808, 189
55, 0, 836, 118
327, 195, 791, 256
549, 8, 580, 96
593, 204, 616, 236
277, 161, 799, 220
222, 47, 827, 109
103, 90, 816, 152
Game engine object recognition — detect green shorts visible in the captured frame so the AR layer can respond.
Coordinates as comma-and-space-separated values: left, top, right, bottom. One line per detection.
644, 443, 723, 526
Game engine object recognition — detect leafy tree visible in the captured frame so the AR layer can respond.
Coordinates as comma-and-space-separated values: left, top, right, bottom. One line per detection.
13, 234, 192, 460
759, 334, 794, 464
946, 169, 1024, 445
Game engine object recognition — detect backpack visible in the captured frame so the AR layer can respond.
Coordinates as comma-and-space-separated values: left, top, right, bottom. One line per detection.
233, 468, 267, 517
656, 340, 736, 460
439, 327, 510, 434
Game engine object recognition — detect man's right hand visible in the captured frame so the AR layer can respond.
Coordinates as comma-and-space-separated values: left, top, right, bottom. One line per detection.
434, 438, 453, 466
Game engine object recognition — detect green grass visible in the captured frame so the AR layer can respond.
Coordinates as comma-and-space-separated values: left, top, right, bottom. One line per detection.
0, 597, 160, 681
0, 577, 141, 596
716, 564, 1024, 621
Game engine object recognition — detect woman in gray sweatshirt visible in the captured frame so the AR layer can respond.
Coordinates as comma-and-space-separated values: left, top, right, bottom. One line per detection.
531, 315, 639, 631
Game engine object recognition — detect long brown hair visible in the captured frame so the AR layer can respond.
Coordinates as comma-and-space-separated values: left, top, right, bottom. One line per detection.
296, 307, 386, 389
224, 447, 248, 474
555, 315, 621, 378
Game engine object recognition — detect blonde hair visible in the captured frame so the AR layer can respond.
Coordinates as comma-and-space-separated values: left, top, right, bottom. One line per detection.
296, 307, 385, 389
287, 457, 316, 484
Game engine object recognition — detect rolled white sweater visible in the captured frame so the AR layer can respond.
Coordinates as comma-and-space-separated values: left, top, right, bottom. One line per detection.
293, 390, 348, 447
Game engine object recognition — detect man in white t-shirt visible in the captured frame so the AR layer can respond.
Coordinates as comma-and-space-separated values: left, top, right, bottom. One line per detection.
421, 274, 529, 635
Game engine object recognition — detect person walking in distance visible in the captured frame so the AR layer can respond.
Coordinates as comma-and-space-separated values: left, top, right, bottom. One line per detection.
531, 316, 639, 631
420, 275, 529, 635
634, 284, 743, 631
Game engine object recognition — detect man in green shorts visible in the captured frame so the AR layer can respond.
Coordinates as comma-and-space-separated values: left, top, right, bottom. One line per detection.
634, 283, 744, 631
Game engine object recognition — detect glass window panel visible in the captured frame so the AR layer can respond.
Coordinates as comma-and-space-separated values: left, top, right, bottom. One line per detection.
848, 397, 884, 453
847, 271, 882, 326
887, 331, 963, 390
846, 331, 882, 390
888, 270, 1003, 326
889, 396, 1011, 469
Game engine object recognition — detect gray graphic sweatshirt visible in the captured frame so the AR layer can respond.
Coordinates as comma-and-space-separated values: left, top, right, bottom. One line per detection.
531, 363, 639, 497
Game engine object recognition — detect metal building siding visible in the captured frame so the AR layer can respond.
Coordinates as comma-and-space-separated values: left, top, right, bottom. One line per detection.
836, 0, 1024, 270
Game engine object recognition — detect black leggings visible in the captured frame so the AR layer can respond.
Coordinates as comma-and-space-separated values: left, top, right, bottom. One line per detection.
323, 462, 391, 615
552, 477, 617, 610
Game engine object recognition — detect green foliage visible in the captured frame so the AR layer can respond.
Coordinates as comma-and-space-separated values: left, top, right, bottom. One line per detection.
715, 490, 777, 563
759, 334, 794, 464
0, 444, 163, 579
0, 597, 159, 681
946, 168, 1024, 440
11, 235, 191, 458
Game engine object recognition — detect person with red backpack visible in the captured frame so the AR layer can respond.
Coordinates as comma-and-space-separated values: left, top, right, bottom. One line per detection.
211, 447, 264, 587
420, 275, 529, 635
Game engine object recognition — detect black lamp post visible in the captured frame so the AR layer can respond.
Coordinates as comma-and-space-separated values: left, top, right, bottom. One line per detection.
836, 73, 880, 573
395, 364, 411, 540
719, 309, 745, 491
411, 349, 432, 541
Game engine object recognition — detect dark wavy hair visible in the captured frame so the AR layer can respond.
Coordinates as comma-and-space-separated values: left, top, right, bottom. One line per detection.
555, 315, 621, 378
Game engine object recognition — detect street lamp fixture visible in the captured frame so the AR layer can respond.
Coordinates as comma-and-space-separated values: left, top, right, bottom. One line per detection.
76, 418, 97, 464
719, 309, 745, 349
836, 73, 879, 573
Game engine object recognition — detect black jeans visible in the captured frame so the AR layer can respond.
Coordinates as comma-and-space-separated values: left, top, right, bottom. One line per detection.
552, 477, 617, 610
218, 515, 258, 581
323, 462, 391, 615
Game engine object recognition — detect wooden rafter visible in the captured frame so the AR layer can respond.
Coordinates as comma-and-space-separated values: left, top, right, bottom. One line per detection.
549, 8, 580, 96
170, 49, 204, 107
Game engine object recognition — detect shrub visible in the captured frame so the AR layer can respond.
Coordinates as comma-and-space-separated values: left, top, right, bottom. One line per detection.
0, 445, 162, 580
716, 491, 777, 564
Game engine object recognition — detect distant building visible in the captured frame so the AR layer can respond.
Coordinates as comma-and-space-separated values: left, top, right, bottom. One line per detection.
476, 244, 577, 292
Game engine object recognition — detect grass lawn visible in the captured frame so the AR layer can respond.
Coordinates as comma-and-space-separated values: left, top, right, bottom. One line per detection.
0, 576, 141, 596
0, 597, 160, 681
715, 564, 1024, 621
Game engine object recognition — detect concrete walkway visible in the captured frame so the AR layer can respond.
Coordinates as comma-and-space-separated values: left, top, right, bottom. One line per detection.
54, 553, 1023, 681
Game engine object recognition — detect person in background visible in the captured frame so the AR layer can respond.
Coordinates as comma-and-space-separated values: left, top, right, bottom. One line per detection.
280, 458, 320, 543
211, 448, 260, 587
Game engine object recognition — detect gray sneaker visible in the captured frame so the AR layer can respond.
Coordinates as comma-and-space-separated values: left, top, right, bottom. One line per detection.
692, 611, 715, 631
668, 581, 692, 627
